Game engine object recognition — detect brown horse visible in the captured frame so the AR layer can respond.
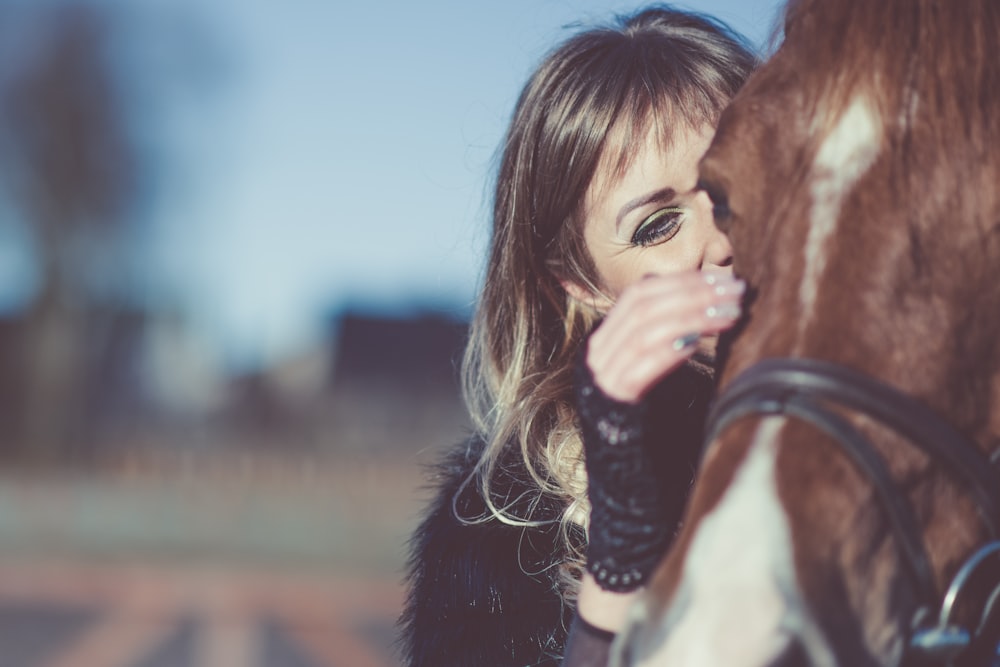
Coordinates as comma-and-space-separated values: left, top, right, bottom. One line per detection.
614, 1, 1000, 665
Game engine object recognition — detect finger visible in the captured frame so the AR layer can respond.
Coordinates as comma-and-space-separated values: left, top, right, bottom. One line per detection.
587, 297, 743, 401
601, 274, 744, 338
593, 340, 697, 402
589, 318, 702, 401
588, 279, 743, 371
620, 270, 744, 304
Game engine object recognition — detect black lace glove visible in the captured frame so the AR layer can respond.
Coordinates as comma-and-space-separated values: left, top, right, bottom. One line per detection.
575, 347, 712, 593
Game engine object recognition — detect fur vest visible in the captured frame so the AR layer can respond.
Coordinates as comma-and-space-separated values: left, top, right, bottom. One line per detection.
398, 364, 714, 667
398, 437, 578, 666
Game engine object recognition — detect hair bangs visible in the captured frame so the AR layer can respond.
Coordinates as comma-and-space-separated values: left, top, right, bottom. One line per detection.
593, 58, 728, 209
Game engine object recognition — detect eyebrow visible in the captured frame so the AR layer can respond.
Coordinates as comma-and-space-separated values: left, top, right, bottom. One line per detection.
615, 187, 678, 233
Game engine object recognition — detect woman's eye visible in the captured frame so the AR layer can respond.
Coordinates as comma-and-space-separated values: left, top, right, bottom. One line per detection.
630, 206, 685, 247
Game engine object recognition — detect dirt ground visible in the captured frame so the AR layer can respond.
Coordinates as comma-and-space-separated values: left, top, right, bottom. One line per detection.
0, 450, 441, 667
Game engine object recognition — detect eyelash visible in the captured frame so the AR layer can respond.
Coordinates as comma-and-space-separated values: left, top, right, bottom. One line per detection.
630, 206, 686, 247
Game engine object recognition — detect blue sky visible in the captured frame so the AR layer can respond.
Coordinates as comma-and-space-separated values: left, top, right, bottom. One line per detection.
2, 0, 784, 370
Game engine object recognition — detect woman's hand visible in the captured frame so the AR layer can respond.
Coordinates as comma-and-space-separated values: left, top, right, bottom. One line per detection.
574, 269, 745, 599
586, 271, 745, 403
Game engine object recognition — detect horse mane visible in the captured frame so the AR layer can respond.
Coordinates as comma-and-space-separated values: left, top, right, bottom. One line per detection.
767, 0, 1000, 288
777, 0, 1000, 143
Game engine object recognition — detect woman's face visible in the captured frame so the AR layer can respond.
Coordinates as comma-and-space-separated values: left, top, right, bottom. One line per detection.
574, 123, 732, 307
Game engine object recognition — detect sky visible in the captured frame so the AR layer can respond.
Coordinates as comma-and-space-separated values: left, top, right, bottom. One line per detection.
1, 0, 785, 371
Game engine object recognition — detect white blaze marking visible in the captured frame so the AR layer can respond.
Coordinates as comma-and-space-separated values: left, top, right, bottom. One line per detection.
633, 418, 796, 666
625, 418, 839, 667
800, 96, 882, 335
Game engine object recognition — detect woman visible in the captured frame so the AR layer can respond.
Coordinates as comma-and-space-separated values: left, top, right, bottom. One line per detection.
400, 6, 757, 666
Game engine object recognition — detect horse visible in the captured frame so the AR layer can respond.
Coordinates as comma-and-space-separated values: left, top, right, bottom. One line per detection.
613, 1, 1000, 665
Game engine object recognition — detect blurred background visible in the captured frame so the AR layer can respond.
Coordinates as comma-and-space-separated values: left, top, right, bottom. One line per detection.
0, 0, 779, 664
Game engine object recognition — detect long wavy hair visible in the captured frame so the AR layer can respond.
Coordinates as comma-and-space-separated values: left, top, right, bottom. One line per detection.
461, 5, 757, 599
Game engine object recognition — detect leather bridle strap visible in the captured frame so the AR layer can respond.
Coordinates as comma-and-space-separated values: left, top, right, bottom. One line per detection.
705, 358, 1000, 608
709, 358, 1000, 536
707, 371, 938, 606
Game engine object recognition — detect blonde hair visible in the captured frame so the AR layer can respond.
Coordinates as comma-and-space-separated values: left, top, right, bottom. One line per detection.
461, 5, 757, 600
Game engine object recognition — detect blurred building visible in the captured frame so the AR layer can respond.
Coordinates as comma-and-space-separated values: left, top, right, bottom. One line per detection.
324, 311, 470, 458
215, 310, 470, 457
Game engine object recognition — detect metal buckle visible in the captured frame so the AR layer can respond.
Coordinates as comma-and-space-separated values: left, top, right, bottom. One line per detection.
909, 542, 1000, 665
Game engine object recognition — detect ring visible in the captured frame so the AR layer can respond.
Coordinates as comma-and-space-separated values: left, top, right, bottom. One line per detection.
672, 333, 700, 351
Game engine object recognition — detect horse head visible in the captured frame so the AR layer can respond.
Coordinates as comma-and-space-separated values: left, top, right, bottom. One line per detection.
614, 1, 1000, 665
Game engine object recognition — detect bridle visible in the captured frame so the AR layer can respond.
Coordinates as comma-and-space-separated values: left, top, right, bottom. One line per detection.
705, 358, 1000, 666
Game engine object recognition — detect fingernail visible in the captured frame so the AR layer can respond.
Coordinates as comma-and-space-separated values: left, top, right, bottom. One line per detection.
672, 333, 700, 351
714, 279, 746, 296
706, 303, 742, 319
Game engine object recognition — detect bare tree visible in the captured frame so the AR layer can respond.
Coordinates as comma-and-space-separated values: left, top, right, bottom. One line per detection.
0, 3, 139, 462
